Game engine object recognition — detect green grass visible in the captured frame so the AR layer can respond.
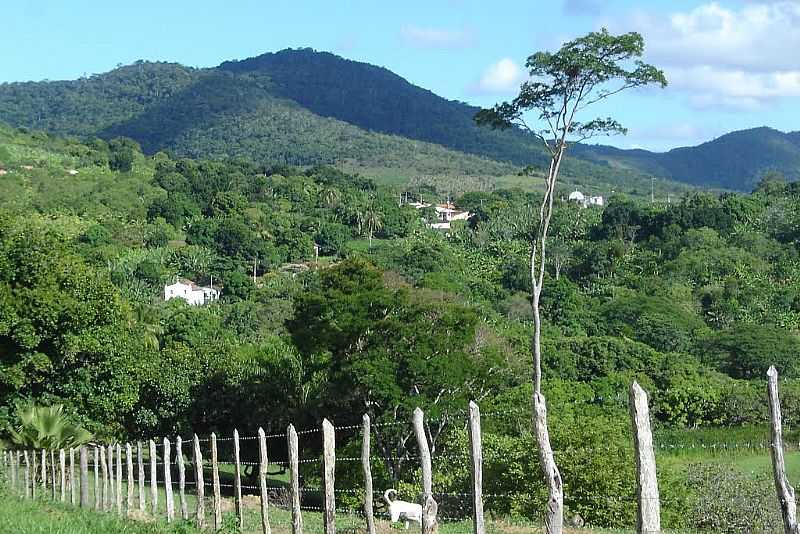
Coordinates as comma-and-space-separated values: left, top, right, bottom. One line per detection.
0, 490, 198, 533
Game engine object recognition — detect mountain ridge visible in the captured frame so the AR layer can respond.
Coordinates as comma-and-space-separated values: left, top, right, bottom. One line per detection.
0, 48, 797, 191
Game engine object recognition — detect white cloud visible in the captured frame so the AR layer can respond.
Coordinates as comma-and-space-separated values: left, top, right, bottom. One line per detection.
468, 58, 525, 95
399, 25, 476, 49
612, 1, 800, 109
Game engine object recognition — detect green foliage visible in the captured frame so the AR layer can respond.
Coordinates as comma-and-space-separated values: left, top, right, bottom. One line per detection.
687, 463, 781, 532
6, 402, 92, 449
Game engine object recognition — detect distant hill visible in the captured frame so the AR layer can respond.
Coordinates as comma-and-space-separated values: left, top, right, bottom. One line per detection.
576, 128, 800, 191
5, 48, 791, 193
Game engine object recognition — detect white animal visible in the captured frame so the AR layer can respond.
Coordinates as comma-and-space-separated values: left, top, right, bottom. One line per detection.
383, 488, 423, 529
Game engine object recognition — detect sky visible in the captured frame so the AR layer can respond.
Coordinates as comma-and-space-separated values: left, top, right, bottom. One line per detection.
2, 0, 800, 151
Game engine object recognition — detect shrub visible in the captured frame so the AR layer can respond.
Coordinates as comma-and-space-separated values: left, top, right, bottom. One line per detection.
687, 463, 781, 533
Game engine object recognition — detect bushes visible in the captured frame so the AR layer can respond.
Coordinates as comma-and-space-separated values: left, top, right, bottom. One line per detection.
687, 463, 781, 533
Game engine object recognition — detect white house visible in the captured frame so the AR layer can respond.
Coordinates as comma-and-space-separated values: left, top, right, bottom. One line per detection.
568, 190, 604, 208
164, 278, 221, 306
429, 203, 471, 230
568, 190, 586, 203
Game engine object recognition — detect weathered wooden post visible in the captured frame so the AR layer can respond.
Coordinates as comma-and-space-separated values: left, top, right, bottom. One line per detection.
116, 444, 123, 515
137, 441, 145, 512
126, 443, 134, 512
193, 434, 206, 529
79, 447, 89, 508
233, 429, 243, 529
258, 427, 272, 534
94, 447, 101, 510
322, 419, 336, 534
362, 414, 376, 534
164, 437, 175, 522
32, 450, 36, 499
100, 445, 109, 511
468, 401, 486, 534
24, 450, 31, 498
287, 424, 303, 534
59, 449, 66, 502
107, 444, 115, 511
69, 448, 76, 505
11, 450, 19, 493
50, 449, 57, 500
630, 381, 661, 534
211, 433, 222, 530
413, 407, 439, 534
149, 439, 158, 515
768, 366, 800, 534
176, 436, 188, 520
41, 449, 47, 495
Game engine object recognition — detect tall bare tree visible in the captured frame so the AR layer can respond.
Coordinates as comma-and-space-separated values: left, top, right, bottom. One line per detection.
475, 29, 666, 534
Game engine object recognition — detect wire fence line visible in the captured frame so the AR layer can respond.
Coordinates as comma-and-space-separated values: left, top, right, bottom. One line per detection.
0, 370, 796, 534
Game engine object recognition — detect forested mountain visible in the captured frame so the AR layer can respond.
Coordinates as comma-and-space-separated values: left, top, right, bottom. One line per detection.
575, 127, 800, 191
0, 48, 796, 191
0, 50, 685, 195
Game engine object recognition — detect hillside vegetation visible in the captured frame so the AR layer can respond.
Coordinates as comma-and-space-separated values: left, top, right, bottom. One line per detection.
0, 125, 796, 531
0, 50, 693, 196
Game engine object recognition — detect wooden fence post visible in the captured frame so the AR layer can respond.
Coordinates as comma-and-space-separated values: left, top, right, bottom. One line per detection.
164, 437, 175, 522
234, 429, 243, 530
258, 427, 271, 534
322, 419, 336, 534
24, 450, 31, 498
12, 450, 18, 493
69, 448, 76, 505
94, 447, 100, 510
116, 444, 123, 515
41, 449, 47, 495
59, 449, 66, 502
107, 445, 115, 512
100, 445, 108, 511
211, 433, 222, 530
50, 449, 57, 500
149, 439, 158, 516
768, 366, 800, 534
630, 381, 661, 534
177, 436, 188, 520
32, 450, 36, 499
413, 407, 438, 534
126, 443, 134, 513
468, 401, 486, 534
362, 414, 376, 534
80, 447, 89, 508
137, 441, 145, 512
193, 434, 206, 529
287, 424, 303, 534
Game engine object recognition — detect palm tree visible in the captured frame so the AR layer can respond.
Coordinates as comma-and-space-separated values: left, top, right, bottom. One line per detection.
133, 303, 164, 352
321, 187, 341, 209
7, 403, 93, 450
363, 207, 383, 249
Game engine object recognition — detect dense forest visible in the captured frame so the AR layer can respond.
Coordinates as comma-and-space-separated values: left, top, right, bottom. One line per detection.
0, 123, 798, 529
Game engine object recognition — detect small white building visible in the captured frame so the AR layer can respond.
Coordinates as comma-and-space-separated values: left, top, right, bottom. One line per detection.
429, 204, 471, 230
164, 278, 221, 306
404, 199, 472, 230
568, 190, 604, 208
568, 190, 585, 203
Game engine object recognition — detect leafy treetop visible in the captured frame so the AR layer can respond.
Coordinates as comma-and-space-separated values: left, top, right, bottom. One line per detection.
475, 28, 667, 155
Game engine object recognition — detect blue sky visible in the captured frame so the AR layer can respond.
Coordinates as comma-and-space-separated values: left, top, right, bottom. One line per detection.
2, 0, 799, 151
